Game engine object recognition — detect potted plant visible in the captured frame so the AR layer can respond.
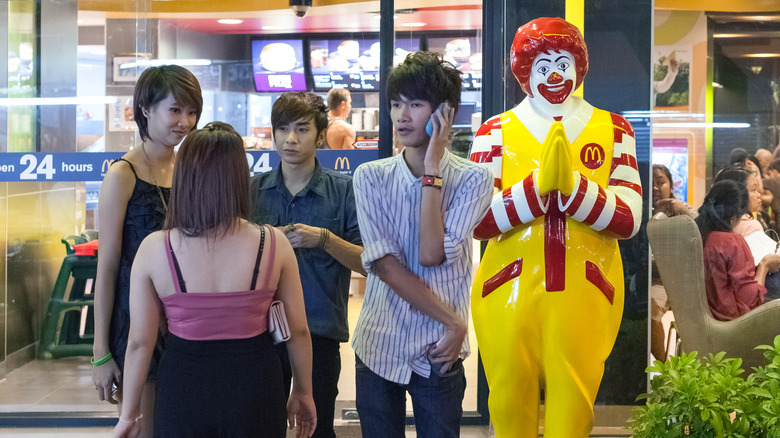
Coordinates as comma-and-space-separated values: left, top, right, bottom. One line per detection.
628, 336, 780, 437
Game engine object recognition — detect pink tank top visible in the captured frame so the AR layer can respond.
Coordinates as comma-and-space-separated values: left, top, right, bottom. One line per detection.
160, 226, 277, 341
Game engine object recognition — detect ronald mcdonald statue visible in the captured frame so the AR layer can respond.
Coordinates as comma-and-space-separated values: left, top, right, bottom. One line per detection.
469, 17, 642, 438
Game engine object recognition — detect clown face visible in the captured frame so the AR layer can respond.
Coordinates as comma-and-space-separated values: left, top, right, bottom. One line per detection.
530, 49, 576, 105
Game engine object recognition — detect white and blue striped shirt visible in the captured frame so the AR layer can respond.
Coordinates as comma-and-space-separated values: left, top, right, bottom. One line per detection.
352, 149, 493, 384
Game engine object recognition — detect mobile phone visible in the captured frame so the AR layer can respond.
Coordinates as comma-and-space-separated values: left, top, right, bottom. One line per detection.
425, 103, 447, 137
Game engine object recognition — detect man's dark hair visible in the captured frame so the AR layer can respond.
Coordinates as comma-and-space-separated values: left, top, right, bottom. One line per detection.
327, 88, 351, 111
271, 91, 328, 136
386, 51, 462, 113
133, 65, 203, 142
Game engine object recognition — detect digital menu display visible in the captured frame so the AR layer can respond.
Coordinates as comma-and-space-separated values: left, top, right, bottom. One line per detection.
427, 37, 482, 89
310, 38, 420, 90
251, 39, 307, 92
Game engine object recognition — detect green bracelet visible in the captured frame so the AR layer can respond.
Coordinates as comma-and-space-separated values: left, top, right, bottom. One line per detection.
91, 352, 112, 366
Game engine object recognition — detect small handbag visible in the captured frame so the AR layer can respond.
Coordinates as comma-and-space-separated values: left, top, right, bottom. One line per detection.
268, 300, 291, 344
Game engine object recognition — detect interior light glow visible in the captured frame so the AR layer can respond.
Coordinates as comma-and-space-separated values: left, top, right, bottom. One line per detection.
401, 22, 426, 27
120, 59, 212, 69
655, 122, 750, 129
712, 82, 724, 88
218, 19, 243, 25
262, 25, 285, 30
0, 96, 118, 107
744, 53, 780, 58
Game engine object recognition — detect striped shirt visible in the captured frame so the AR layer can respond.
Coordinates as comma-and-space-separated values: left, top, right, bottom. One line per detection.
352, 149, 493, 384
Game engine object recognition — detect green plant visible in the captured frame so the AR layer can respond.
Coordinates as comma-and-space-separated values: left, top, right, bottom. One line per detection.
628, 335, 780, 438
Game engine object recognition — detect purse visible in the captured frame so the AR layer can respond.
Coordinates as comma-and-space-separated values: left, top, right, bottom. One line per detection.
268, 300, 291, 344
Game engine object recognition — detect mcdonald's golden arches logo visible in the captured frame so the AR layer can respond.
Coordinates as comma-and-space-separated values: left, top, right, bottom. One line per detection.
334, 156, 350, 171
101, 159, 113, 174
579, 143, 604, 170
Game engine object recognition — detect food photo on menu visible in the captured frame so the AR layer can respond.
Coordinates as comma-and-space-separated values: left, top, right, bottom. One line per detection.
428, 36, 483, 89
251, 39, 307, 92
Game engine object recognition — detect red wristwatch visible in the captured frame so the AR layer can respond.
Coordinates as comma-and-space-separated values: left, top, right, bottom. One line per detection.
422, 175, 442, 189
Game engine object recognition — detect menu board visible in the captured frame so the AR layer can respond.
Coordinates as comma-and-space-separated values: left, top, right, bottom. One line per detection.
311, 38, 420, 90
427, 37, 482, 89
251, 39, 307, 92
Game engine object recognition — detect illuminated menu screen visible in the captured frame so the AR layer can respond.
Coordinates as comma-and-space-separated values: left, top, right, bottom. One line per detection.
310, 38, 419, 90
427, 37, 482, 89
251, 39, 307, 92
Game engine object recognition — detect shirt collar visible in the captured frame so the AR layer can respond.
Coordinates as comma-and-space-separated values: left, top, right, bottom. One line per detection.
396, 148, 451, 186
256, 158, 329, 198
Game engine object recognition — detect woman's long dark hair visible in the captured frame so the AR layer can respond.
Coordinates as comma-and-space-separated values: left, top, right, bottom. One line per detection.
695, 179, 750, 242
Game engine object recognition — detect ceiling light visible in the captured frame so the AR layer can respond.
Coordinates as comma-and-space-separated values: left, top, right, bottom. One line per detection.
401, 22, 426, 27
120, 59, 212, 69
744, 53, 780, 58
712, 82, 724, 88
218, 19, 243, 25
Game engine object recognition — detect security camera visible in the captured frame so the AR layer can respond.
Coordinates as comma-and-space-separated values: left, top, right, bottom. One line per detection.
289, 0, 312, 18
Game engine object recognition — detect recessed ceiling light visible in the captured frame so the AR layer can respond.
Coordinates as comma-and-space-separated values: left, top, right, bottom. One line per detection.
401, 22, 426, 27
744, 53, 780, 58
218, 19, 243, 24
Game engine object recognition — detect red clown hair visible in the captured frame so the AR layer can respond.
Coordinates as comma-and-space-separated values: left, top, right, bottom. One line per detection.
510, 17, 589, 98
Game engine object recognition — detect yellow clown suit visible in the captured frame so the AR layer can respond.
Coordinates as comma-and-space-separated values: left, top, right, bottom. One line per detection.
469, 17, 642, 438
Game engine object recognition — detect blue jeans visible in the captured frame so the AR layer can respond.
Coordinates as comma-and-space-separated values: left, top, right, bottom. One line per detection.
355, 355, 466, 438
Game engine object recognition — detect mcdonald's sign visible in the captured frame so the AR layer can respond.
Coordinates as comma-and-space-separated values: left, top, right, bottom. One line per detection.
101, 159, 113, 174
579, 143, 604, 170
334, 156, 350, 171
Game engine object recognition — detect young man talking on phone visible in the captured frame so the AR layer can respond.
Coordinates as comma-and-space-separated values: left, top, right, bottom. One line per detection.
351, 51, 493, 437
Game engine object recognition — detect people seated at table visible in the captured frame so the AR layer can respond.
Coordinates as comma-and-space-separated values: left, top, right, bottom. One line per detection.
696, 180, 780, 321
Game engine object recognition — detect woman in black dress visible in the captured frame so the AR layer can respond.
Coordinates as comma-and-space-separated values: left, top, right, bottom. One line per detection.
92, 65, 202, 436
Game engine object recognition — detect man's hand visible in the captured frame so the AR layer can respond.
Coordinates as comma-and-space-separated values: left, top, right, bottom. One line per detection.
427, 318, 468, 375
424, 102, 455, 175
537, 121, 575, 196
283, 223, 322, 249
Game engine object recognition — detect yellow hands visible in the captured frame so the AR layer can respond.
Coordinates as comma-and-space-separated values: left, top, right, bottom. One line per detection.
537, 121, 575, 196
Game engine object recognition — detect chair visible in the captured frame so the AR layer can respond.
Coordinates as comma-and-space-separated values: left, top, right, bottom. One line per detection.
647, 215, 780, 371
38, 235, 97, 359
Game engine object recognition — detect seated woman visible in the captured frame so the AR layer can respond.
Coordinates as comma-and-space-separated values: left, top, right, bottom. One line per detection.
650, 164, 697, 360
653, 164, 697, 219
714, 166, 767, 235
696, 180, 780, 321
113, 122, 316, 437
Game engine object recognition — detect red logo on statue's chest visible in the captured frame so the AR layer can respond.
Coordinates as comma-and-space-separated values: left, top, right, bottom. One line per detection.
580, 143, 605, 169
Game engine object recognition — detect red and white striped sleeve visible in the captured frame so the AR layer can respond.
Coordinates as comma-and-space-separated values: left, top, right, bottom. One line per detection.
473, 171, 549, 240
558, 113, 643, 239
469, 115, 504, 190
469, 115, 548, 240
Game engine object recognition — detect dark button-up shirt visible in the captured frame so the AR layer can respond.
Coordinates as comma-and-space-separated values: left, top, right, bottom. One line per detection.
249, 160, 362, 342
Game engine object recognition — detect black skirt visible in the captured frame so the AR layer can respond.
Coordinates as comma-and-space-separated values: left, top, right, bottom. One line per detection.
154, 332, 286, 438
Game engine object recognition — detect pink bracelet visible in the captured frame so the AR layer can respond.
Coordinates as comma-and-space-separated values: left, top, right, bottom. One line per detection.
118, 414, 142, 424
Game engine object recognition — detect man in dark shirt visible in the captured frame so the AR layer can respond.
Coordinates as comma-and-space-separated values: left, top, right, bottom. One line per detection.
250, 91, 365, 438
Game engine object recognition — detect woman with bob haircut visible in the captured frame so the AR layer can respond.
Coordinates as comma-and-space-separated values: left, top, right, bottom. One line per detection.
113, 122, 316, 438
93, 65, 202, 435
696, 179, 780, 321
